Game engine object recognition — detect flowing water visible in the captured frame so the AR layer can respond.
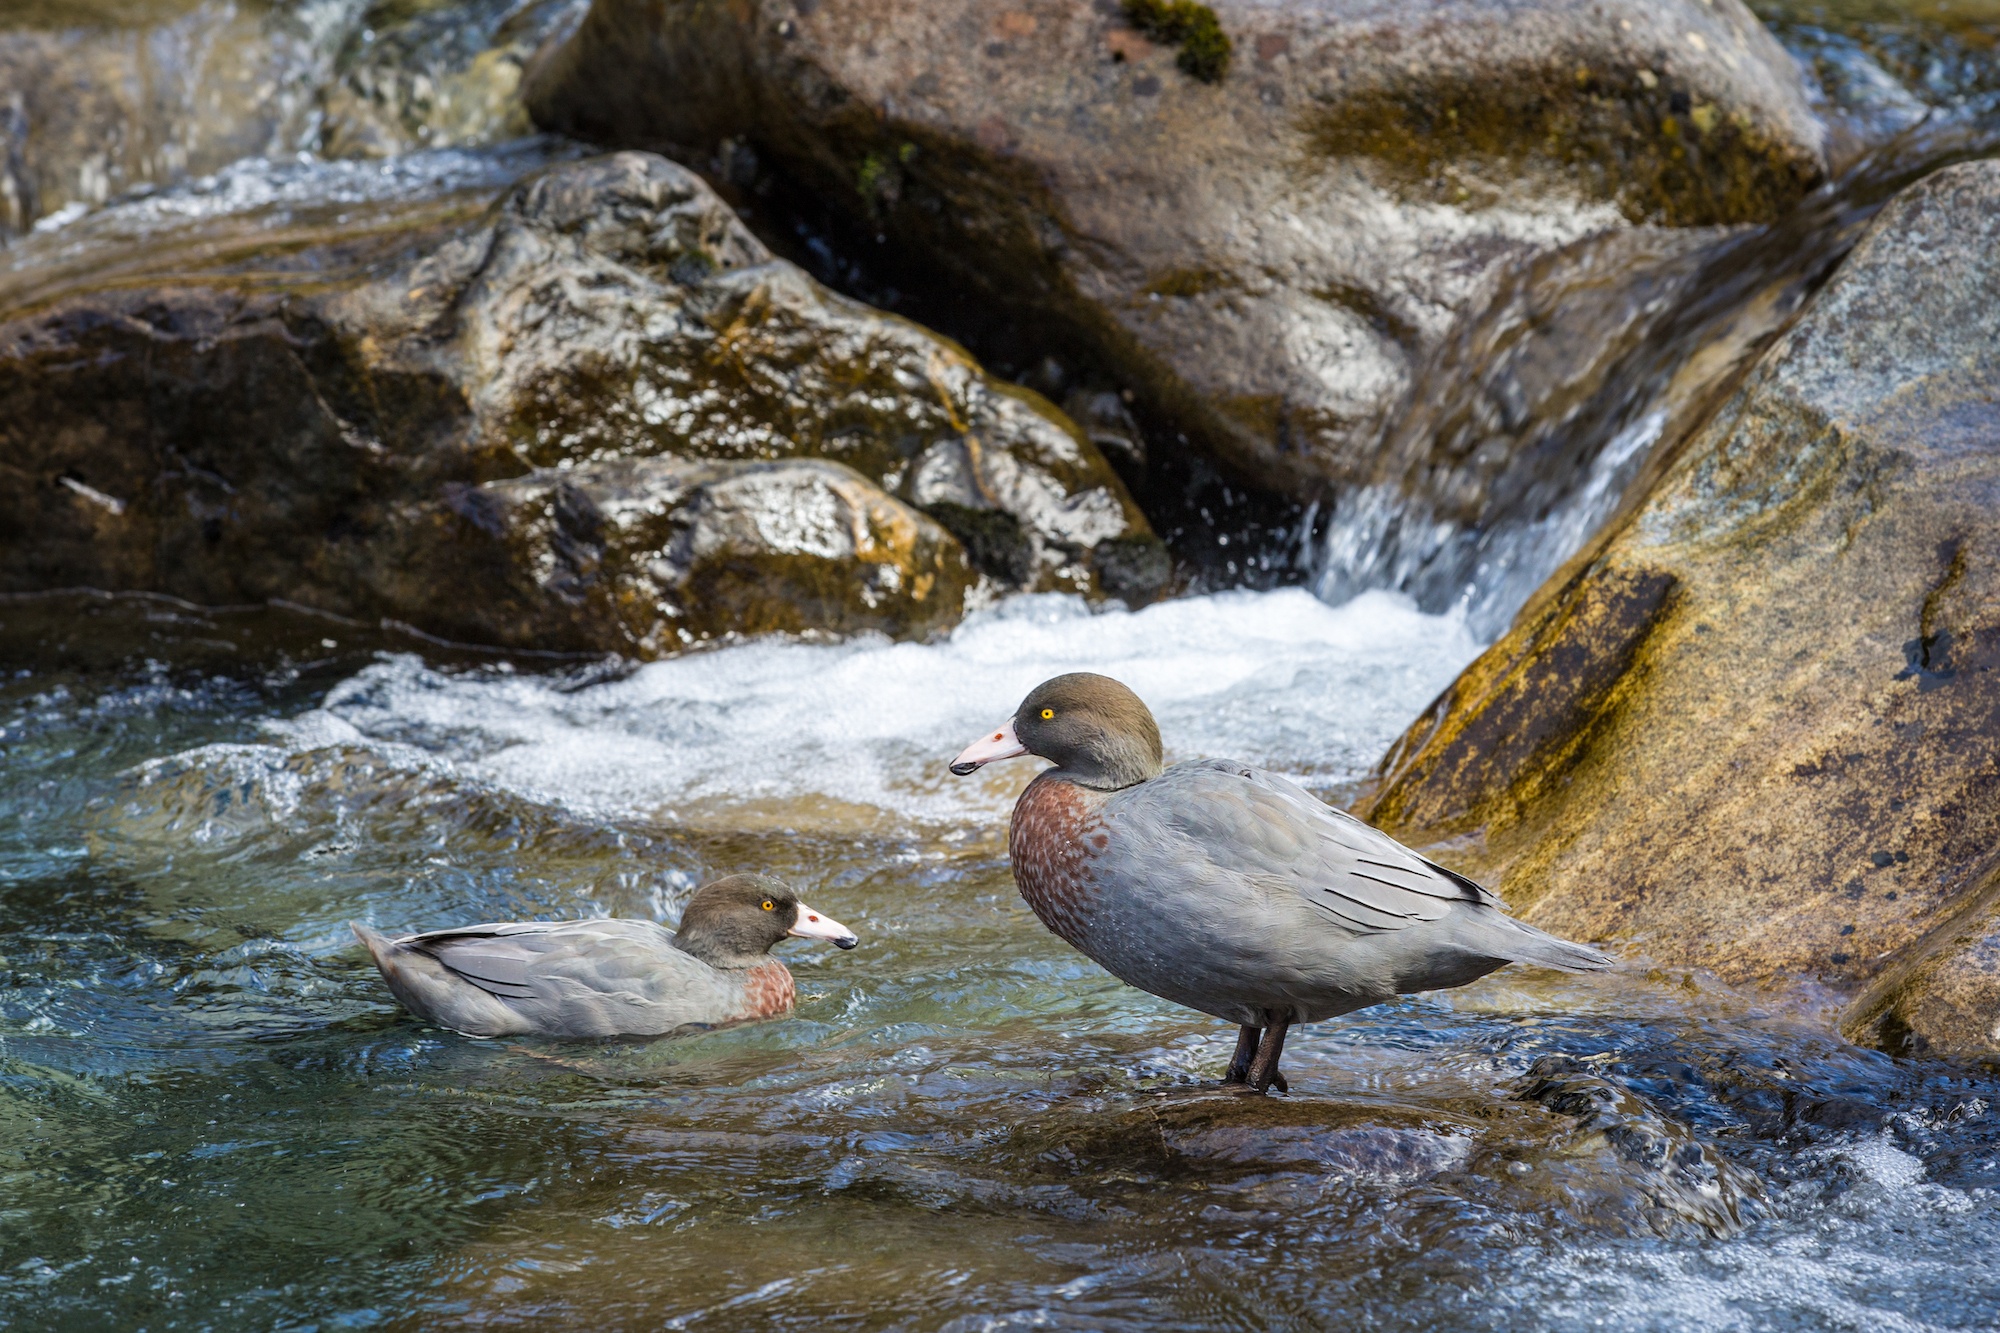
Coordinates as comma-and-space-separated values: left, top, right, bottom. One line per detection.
7, 2, 2000, 1329
1306, 0, 2000, 637
4, 589, 2000, 1330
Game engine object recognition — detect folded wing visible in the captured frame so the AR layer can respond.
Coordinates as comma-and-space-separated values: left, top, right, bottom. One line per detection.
399, 919, 696, 1007
1143, 759, 1500, 933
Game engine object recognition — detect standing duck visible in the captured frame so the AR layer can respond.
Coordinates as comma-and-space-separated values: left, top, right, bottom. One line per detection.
352, 874, 857, 1039
951, 673, 1610, 1093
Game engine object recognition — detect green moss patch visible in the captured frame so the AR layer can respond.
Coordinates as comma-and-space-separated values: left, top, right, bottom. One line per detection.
1307, 69, 1819, 226
1124, 0, 1231, 84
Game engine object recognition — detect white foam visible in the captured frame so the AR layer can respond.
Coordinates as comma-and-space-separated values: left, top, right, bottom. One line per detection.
300, 588, 1479, 828
1841, 1132, 1928, 1192
1510, 1128, 1996, 1333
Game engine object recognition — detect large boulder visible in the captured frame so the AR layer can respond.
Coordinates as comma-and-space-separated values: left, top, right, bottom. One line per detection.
527, 0, 1826, 498
1358, 161, 2000, 1057
0, 150, 1156, 652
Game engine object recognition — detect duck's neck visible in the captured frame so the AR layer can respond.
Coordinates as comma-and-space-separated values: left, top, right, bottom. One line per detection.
1049, 749, 1160, 791
671, 925, 771, 971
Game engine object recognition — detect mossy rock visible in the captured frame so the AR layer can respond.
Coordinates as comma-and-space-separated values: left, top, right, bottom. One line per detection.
1124, 0, 1230, 83
0, 152, 1153, 652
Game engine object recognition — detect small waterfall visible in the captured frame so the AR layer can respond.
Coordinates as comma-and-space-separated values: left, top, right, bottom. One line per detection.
1309, 409, 1664, 641
1305, 2, 2000, 643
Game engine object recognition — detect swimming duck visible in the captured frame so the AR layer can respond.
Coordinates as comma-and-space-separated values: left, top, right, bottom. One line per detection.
352, 874, 857, 1039
951, 673, 1611, 1093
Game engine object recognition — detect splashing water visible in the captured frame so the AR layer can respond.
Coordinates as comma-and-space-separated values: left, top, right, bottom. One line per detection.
295, 588, 1478, 828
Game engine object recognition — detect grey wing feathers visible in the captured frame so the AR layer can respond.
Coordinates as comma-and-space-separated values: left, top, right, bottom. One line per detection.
1162, 760, 1499, 933
400, 920, 676, 1004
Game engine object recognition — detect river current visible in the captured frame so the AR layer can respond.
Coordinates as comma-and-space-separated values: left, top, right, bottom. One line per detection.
3, 589, 1998, 1330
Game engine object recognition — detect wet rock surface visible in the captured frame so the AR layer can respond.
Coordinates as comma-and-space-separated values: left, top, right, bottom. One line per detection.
319, 0, 587, 159
447, 455, 974, 646
0, 0, 343, 236
1361, 160, 2000, 1057
0, 0, 585, 238
0, 150, 1152, 651
527, 0, 1825, 500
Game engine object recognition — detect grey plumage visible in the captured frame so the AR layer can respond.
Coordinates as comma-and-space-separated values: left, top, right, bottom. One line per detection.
953, 672, 1612, 1092
352, 875, 856, 1039
353, 918, 756, 1039
1075, 760, 1611, 1028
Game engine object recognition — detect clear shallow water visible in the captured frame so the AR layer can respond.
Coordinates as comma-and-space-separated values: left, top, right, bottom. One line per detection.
3, 590, 1999, 1331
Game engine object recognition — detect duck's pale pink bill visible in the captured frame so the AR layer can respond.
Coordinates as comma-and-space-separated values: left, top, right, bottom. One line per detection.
789, 904, 859, 949
951, 718, 1027, 775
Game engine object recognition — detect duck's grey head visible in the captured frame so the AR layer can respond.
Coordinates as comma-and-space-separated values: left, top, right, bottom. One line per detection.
950, 672, 1164, 791
671, 874, 857, 968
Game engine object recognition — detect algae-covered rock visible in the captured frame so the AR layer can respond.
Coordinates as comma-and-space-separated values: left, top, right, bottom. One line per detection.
527, 0, 1824, 497
0, 151, 1150, 651
1360, 160, 2000, 1057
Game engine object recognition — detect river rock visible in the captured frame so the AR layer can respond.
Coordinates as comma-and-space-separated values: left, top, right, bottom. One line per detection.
432, 456, 972, 646
0, 150, 1153, 652
319, 0, 588, 159
0, 0, 585, 238
0, 0, 335, 236
527, 0, 1825, 498
1359, 160, 2000, 1057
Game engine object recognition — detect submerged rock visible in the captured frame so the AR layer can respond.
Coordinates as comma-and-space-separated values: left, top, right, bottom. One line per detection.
1510, 1054, 1759, 1236
527, 0, 1824, 497
0, 151, 1151, 651
1360, 161, 2000, 1057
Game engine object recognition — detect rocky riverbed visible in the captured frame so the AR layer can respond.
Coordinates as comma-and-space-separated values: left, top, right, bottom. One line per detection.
3, 0, 2000, 1328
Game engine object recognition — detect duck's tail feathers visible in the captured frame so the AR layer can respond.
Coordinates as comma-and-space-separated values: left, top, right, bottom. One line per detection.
350, 921, 398, 970
1496, 916, 1615, 973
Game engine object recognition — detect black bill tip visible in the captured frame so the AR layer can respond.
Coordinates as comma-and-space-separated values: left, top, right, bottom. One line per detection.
948, 761, 979, 776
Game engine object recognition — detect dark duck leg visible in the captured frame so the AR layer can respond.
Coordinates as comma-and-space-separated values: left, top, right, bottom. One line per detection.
1246, 1013, 1291, 1095
1223, 1024, 1261, 1084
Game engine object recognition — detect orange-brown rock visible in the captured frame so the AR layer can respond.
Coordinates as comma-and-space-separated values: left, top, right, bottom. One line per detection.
1361, 160, 2000, 1057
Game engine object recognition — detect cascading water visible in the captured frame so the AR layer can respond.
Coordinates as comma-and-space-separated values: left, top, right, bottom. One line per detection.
1306, 0, 2000, 640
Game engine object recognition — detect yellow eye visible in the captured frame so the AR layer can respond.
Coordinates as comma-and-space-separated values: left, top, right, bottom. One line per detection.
1041, 708, 1054, 719
761, 900, 775, 911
